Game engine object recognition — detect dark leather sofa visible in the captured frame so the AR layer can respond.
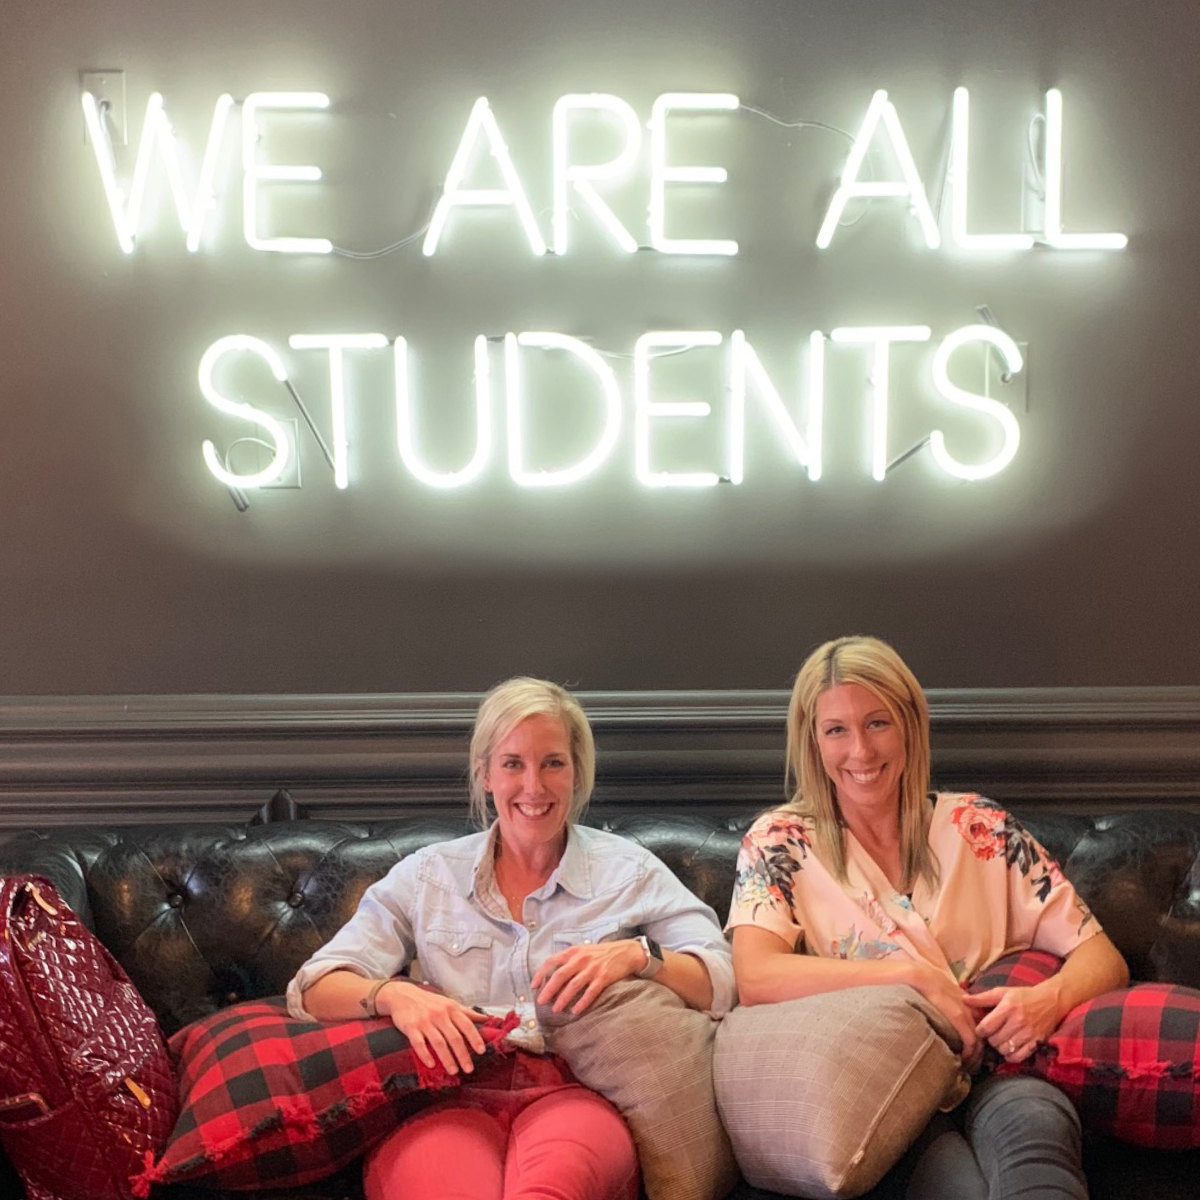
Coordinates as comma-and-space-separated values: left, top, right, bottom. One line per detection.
1, 804, 1198, 1200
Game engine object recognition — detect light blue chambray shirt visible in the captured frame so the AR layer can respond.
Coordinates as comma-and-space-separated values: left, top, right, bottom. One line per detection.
286, 823, 735, 1050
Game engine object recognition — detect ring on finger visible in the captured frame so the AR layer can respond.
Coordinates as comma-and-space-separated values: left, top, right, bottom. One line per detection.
1005, 1039, 1016, 1054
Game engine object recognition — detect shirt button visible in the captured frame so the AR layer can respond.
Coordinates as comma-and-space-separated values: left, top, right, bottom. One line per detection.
527, 1019, 537, 1029
450, 942, 459, 950
583, 938, 592, 944
518, 996, 527, 1003
528, 920, 537, 929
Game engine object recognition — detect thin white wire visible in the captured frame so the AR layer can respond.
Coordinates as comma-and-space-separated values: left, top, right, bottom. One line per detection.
740, 102, 873, 227
593, 345, 700, 361
331, 188, 442, 259
739, 103, 859, 148
1026, 112, 1045, 196
332, 225, 430, 259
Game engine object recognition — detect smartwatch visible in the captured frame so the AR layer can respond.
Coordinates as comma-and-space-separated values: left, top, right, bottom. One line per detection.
634, 934, 664, 979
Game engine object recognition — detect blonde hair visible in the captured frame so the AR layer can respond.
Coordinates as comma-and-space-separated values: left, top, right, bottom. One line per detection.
785, 636, 937, 889
468, 677, 596, 828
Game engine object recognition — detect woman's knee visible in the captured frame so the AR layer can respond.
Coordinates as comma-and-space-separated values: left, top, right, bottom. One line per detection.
967, 1075, 1081, 1147
965, 1076, 1085, 1200
506, 1085, 638, 1200
364, 1104, 506, 1200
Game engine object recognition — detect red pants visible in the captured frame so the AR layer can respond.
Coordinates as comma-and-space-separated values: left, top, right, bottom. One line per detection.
363, 1052, 640, 1200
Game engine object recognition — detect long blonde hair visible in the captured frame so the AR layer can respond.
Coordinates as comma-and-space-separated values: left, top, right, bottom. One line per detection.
785, 636, 937, 889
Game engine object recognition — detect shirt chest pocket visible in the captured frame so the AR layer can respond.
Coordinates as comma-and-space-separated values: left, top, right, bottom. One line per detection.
550, 923, 627, 955
420, 928, 495, 1001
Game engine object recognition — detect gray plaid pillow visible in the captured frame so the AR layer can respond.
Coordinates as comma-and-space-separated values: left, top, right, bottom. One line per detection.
713, 985, 969, 1199
550, 979, 737, 1200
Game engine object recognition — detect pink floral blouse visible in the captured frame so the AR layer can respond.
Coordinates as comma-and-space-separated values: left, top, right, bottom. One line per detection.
727, 793, 1101, 984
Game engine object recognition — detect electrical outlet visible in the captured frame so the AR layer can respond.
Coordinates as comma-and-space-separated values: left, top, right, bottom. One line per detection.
985, 341, 1030, 412
221, 420, 302, 490
81, 70, 127, 145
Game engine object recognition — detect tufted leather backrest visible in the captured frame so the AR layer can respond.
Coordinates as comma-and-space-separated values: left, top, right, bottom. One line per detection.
2, 808, 1199, 1035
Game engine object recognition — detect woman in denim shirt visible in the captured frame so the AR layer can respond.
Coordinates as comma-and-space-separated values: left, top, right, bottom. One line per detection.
289, 676, 734, 1200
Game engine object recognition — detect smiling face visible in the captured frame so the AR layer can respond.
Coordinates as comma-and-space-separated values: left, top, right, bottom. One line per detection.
815, 682, 907, 823
482, 712, 575, 863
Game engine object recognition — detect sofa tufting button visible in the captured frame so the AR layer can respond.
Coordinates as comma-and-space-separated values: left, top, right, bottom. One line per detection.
288, 892, 304, 907
225, 992, 239, 1004
167, 894, 184, 908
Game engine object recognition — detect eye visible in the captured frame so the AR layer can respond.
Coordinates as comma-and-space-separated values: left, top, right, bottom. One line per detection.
501, 757, 522, 770
821, 724, 844, 736
868, 718, 892, 730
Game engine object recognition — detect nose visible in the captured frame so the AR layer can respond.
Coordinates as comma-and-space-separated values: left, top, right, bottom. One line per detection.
847, 726, 871, 759
523, 765, 543, 793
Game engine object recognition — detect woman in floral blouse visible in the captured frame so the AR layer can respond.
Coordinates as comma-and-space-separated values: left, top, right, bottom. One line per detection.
728, 635, 1129, 1200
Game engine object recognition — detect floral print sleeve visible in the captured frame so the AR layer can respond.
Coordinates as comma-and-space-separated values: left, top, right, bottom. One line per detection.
948, 795, 1099, 959
726, 811, 811, 949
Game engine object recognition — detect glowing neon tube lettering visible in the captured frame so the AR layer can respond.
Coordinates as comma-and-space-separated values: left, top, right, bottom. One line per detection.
199, 335, 293, 487
648, 94, 740, 256
394, 335, 493, 488
287, 334, 389, 489
83, 90, 235, 253
505, 333, 623, 485
816, 90, 940, 250
242, 92, 332, 254
423, 97, 547, 256
634, 331, 724, 486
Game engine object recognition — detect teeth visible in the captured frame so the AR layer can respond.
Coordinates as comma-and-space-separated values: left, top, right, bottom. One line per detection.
847, 768, 883, 783
516, 803, 552, 817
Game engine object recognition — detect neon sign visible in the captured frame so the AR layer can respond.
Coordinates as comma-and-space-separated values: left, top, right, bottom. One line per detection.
815, 91, 940, 250
82, 86, 1128, 257
78, 84, 1130, 497
200, 324, 1023, 490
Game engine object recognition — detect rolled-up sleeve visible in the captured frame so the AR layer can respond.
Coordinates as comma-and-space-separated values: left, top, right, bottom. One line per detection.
285, 855, 420, 1019
640, 857, 737, 1017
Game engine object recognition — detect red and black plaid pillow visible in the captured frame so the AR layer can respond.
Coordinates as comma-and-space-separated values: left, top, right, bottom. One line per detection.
968, 948, 1062, 993
131, 995, 518, 1194
968, 949, 1200, 1149
1036, 984, 1200, 1149
967, 948, 1064, 1074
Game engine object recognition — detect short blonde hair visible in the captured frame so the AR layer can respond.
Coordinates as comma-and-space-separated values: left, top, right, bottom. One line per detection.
785, 636, 937, 889
468, 677, 596, 828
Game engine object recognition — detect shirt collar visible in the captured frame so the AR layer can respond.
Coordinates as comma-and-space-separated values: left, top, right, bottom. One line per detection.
468, 821, 593, 901
553, 825, 592, 899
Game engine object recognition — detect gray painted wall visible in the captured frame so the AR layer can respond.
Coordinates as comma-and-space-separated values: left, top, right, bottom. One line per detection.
2, 0, 1196, 694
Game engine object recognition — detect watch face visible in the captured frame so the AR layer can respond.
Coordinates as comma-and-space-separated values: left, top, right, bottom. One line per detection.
637, 934, 664, 977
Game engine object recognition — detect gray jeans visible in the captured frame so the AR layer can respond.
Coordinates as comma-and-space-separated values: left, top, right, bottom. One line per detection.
903, 1075, 1087, 1200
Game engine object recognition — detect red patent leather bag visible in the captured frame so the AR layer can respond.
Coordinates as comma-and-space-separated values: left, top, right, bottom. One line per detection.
0, 875, 178, 1200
